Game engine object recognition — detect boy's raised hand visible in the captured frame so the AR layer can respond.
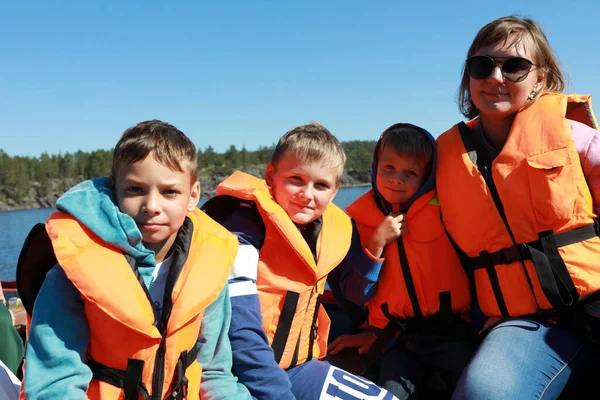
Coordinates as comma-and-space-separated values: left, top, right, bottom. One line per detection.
366, 213, 406, 258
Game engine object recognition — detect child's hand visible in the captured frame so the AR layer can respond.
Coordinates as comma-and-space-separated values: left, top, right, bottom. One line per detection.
328, 331, 377, 356
366, 213, 406, 258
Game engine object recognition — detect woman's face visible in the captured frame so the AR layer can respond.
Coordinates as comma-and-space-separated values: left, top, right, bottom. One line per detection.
469, 36, 544, 124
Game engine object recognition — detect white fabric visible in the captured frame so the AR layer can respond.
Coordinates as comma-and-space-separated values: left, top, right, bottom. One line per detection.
228, 244, 259, 298
229, 280, 258, 297
228, 245, 259, 281
149, 254, 174, 318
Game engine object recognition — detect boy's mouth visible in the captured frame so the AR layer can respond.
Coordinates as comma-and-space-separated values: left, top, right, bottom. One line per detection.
139, 222, 164, 232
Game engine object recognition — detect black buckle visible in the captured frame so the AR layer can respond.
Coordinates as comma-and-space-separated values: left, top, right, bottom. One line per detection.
475, 250, 493, 269
167, 376, 188, 400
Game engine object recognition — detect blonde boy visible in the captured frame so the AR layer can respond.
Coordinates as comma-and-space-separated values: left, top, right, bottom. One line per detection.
202, 122, 397, 399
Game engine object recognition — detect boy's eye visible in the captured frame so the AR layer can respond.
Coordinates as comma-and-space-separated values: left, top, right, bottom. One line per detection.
406, 171, 417, 177
125, 186, 143, 194
315, 182, 330, 190
383, 165, 395, 171
289, 176, 304, 184
163, 189, 179, 197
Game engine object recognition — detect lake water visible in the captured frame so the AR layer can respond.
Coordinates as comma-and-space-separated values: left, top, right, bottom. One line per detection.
0, 185, 369, 280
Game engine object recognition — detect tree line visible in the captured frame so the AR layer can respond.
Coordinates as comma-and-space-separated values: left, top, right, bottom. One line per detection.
0, 140, 376, 204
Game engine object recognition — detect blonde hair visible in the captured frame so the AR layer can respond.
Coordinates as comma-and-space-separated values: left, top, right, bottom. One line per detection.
271, 121, 346, 183
458, 16, 565, 119
111, 120, 198, 184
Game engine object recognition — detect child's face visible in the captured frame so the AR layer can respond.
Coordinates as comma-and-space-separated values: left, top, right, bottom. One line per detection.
265, 153, 340, 226
114, 152, 200, 259
376, 147, 426, 208
469, 35, 544, 123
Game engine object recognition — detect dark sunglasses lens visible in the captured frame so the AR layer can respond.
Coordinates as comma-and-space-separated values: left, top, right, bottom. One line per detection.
503, 57, 533, 81
467, 56, 493, 79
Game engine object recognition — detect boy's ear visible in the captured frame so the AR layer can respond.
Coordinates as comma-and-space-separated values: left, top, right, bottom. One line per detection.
330, 183, 340, 203
265, 162, 275, 187
187, 181, 201, 211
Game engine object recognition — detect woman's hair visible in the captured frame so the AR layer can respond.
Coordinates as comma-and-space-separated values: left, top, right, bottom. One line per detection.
457, 16, 565, 119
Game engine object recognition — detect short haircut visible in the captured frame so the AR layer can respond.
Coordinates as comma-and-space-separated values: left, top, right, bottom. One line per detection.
271, 121, 346, 183
458, 15, 565, 119
379, 125, 433, 172
111, 120, 198, 184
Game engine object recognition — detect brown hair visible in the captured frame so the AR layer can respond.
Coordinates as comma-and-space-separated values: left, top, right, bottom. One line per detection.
458, 16, 565, 119
379, 124, 433, 172
111, 120, 197, 184
271, 121, 346, 183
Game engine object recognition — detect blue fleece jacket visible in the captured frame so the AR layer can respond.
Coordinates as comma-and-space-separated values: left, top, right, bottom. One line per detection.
24, 177, 250, 400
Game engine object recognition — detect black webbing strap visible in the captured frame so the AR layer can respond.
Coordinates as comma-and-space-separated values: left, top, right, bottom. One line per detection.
88, 358, 149, 400
397, 239, 423, 319
439, 291, 452, 317
165, 346, 200, 400
271, 291, 300, 364
457, 121, 532, 317
306, 295, 322, 361
362, 303, 406, 370
472, 220, 600, 311
88, 345, 199, 400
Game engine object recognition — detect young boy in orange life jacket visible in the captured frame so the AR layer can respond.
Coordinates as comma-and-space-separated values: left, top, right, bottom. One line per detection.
17, 120, 251, 400
201, 122, 398, 400
327, 124, 477, 399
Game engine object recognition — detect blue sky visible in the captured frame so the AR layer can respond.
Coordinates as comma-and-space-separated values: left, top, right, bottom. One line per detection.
1, 1, 599, 157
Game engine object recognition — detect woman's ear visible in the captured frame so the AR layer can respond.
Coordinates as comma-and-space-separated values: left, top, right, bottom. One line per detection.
534, 69, 546, 93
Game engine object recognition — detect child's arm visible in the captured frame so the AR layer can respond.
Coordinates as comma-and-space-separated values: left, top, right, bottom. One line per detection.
223, 208, 296, 400
197, 285, 252, 400
24, 265, 92, 399
335, 215, 406, 307
227, 241, 296, 400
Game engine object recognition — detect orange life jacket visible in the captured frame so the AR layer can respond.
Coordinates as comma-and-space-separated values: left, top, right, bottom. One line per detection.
436, 93, 600, 318
18, 208, 237, 400
213, 171, 352, 370
347, 189, 470, 329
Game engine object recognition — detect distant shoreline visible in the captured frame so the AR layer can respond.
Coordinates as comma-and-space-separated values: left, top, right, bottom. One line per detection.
0, 182, 371, 213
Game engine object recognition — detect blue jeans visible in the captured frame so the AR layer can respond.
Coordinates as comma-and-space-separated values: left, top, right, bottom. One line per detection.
452, 317, 600, 400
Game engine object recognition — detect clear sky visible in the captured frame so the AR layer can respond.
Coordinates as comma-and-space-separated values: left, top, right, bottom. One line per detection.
1, 1, 599, 157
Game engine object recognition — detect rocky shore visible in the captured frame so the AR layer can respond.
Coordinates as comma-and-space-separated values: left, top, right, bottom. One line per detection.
0, 169, 370, 212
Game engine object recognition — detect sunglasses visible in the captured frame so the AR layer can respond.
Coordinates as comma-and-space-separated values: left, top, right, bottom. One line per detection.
466, 55, 536, 83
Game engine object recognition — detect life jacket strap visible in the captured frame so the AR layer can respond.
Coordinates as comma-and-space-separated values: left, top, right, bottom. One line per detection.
361, 303, 406, 370
87, 358, 149, 400
363, 292, 463, 369
472, 219, 600, 312
271, 290, 300, 365
88, 345, 199, 400
306, 294, 322, 361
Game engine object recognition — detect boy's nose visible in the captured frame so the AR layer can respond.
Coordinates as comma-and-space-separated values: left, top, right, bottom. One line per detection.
143, 195, 161, 215
299, 186, 314, 200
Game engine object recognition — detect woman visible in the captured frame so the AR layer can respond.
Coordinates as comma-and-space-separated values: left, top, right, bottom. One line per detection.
436, 16, 600, 399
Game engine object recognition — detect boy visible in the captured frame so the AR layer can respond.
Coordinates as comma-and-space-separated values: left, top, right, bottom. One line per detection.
202, 122, 396, 399
328, 123, 476, 399
17, 120, 250, 399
